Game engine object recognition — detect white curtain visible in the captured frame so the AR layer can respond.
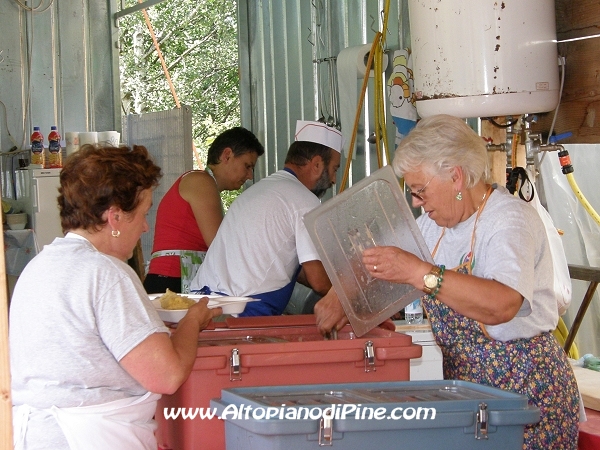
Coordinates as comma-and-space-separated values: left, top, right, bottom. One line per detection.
539, 144, 600, 357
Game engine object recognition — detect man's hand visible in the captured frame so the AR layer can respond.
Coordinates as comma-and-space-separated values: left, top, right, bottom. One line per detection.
314, 288, 348, 335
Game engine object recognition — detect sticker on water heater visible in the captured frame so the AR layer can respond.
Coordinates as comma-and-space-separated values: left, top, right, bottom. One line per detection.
536, 82, 550, 90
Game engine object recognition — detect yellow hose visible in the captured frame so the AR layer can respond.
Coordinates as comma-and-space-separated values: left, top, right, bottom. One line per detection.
565, 172, 600, 226
552, 316, 579, 360
372, 0, 391, 168
339, 0, 392, 191
338, 35, 380, 192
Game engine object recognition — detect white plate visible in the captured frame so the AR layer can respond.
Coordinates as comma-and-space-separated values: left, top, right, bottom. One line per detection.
149, 294, 258, 323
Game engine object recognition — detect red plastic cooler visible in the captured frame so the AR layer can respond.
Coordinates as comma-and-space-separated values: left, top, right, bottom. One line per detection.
155, 315, 422, 450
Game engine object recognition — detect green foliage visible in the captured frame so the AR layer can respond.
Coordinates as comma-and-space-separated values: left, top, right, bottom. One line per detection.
221, 187, 242, 211
118, 0, 241, 174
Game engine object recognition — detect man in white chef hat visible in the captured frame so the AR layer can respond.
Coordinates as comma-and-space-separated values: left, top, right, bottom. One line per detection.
190, 120, 343, 316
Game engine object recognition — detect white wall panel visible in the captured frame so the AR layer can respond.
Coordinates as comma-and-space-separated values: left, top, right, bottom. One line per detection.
239, 0, 406, 195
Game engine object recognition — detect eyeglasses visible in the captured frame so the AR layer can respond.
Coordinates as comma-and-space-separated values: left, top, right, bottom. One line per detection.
410, 176, 435, 201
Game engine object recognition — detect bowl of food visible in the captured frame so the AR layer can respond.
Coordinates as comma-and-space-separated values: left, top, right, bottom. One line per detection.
150, 289, 258, 323
6, 212, 28, 230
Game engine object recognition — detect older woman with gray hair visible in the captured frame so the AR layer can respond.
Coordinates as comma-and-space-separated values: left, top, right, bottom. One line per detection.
315, 114, 579, 449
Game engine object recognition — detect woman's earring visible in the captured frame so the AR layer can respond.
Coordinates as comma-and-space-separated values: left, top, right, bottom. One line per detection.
112, 230, 121, 238
455, 191, 463, 201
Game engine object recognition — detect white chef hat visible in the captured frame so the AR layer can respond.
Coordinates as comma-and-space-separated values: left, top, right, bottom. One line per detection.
294, 120, 343, 153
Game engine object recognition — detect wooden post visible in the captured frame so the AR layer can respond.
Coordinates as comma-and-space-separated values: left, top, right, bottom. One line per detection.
481, 117, 508, 186
0, 227, 13, 448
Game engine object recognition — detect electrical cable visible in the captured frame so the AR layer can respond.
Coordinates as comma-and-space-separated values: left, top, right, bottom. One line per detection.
540, 55, 566, 166
0, 100, 19, 150
20, 6, 36, 151
482, 117, 519, 128
11, 0, 54, 13
375, 0, 392, 168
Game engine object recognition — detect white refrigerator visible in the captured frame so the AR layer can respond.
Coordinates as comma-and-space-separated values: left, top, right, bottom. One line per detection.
15, 168, 63, 249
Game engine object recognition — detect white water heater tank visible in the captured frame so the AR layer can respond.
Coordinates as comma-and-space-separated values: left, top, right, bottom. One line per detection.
408, 0, 560, 119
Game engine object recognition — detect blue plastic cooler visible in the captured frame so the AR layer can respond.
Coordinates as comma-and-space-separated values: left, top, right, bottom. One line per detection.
211, 380, 540, 449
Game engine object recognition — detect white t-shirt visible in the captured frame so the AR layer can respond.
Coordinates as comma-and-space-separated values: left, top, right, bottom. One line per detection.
191, 170, 322, 296
10, 233, 168, 448
418, 186, 558, 341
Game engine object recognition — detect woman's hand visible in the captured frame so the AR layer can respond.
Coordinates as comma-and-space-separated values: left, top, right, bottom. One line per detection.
362, 246, 430, 289
363, 247, 524, 325
314, 288, 348, 335
182, 298, 222, 330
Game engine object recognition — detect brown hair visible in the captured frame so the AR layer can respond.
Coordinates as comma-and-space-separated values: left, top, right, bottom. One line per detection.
58, 144, 162, 233
285, 141, 332, 167
206, 127, 264, 165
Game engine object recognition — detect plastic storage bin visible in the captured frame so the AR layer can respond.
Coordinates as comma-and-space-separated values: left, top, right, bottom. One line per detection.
155, 315, 422, 450
211, 380, 540, 450
304, 165, 433, 337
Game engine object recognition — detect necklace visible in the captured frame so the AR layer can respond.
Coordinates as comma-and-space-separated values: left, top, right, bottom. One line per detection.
475, 184, 492, 211
205, 166, 216, 182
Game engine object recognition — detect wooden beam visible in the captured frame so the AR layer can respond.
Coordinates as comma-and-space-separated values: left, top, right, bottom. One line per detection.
0, 226, 13, 448
535, 0, 600, 143
568, 264, 600, 283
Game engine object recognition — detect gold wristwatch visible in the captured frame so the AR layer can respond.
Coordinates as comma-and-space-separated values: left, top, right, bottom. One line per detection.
422, 265, 442, 294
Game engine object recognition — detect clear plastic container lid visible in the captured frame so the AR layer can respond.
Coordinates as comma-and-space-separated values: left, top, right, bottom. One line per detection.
238, 383, 501, 407
304, 165, 433, 337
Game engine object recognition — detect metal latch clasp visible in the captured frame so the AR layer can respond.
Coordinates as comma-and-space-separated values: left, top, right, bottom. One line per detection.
318, 408, 333, 446
230, 348, 242, 381
364, 340, 376, 372
475, 402, 489, 440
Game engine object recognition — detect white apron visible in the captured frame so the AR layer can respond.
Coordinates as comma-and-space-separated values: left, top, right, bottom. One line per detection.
13, 391, 160, 450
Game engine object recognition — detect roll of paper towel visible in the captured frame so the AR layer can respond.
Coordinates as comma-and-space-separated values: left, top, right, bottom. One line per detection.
65, 132, 79, 157
337, 44, 388, 157
79, 132, 98, 146
97, 131, 120, 147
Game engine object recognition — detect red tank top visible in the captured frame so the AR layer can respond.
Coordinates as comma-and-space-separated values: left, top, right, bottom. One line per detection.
148, 172, 209, 277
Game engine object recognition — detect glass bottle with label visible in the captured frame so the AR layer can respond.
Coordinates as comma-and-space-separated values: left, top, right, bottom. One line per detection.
47, 126, 62, 168
404, 297, 424, 324
30, 126, 45, 167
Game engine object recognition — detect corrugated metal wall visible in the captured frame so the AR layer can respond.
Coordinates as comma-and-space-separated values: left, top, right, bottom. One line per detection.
0, 0, 119, 153
1, 0, 407, 188
238, 0, 410, 196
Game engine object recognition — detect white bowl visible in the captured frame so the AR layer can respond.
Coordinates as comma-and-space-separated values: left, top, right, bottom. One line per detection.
149, 294, 258, 323
6, 213, 27, 230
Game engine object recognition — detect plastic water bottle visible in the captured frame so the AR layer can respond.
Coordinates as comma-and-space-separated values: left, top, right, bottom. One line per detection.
404, 298, 424, 324
30, 126, 45, 167
47, 126, 62, 168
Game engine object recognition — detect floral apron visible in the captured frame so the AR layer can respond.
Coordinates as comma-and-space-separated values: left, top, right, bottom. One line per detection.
422, 188, 579, 449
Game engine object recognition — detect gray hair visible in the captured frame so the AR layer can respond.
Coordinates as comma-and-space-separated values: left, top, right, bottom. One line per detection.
392, 114, 491, 188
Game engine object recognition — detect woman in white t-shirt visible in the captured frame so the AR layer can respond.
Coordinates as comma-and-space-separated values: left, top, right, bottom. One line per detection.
315, 115, 579, 449
10, 144, 221, 450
